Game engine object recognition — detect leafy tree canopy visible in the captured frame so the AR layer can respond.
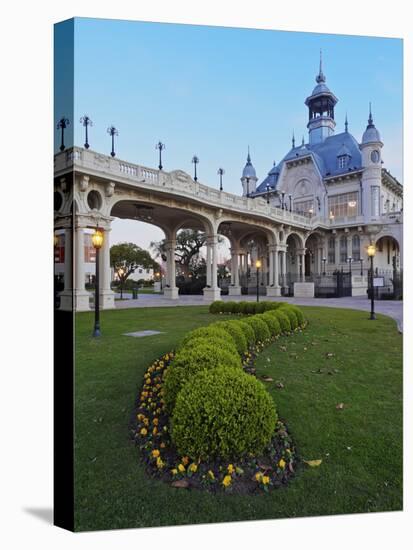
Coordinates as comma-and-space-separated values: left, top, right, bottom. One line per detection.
110, 242, 159, 284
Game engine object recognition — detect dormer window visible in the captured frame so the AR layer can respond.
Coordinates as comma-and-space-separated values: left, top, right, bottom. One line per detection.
337, 143, 352, 170
338, 155, 348, 169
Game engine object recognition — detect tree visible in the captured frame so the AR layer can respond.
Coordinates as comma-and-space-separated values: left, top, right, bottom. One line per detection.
110, 242, 158, 298
150, 230, 223, 277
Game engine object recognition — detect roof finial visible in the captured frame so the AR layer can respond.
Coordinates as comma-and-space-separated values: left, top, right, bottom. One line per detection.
345, 112, 348, 133
292, 131, 295, 148
273, 160, 276, 167
247, 145, 251, 163
368, 102, 373, 126
316, 49, 326, 83
301, 136, 305, 147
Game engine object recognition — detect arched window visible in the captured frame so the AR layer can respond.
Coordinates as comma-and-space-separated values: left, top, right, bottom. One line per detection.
352, 235, 360, 261
328, 237, 335, 264
340, 236, 348, 263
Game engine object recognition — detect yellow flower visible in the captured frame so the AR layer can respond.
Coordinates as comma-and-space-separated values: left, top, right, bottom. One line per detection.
171, 468, 178, 475
178, 464, 186, 473
278, 459, 286, 469
151, 449, 160, 458
222, 475, 232, 488
156, 456, 165, 469
143, 418, 149, 426
152, 427, 158, 435
182, 456, 189, 466
255, 472, 263, 482
227, 464, 235, 474
140, 427, 147, 436
189, 463, 198, 473
208, 470, 215, 480
262, 475, 270, 485
136, 413, 144, 421
153, 418, 159, 426
160, 442, 166, 449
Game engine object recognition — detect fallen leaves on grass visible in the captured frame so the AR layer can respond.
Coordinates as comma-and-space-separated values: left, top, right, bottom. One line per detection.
303, 459, 322, 467
171, 479, 190, 489
336, 403, 345, 410
275, 382, 285, 389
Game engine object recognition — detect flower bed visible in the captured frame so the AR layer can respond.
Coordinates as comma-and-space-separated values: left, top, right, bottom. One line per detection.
131, 302, 307, 494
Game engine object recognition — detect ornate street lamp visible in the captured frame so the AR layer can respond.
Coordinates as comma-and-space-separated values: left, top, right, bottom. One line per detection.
57, 117, 69, 151
266, 183, 270, 204
281, 192, 285, 210
91, 227, 104, 337
107, 125, 119, 157
118, 267, 125, 300
255, 259, 262, 303
80, 115, 93, 149
347, 256, 353, 277
367, 244, 376, 320
217, 168, 225, 191
322, 257, 326, 276
155, 271, 163, 291
156, 141, 165, 170
191, 155, 199, 181
360, 258, 364, 276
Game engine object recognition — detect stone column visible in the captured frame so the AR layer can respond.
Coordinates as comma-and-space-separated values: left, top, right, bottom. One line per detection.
99, 227, 115, 309
74, 226, 91, 311
206, 241, 212, 287
335, 235, 340, 268
59, 227, 74, 311
164, 239, 179, 299
228, 248, 241, 296
203, 235, 221, 301
267, 244, 281, 296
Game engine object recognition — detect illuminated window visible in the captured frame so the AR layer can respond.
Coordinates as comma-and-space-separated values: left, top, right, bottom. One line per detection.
294, 199, 314, 218
328, 192, 358, 218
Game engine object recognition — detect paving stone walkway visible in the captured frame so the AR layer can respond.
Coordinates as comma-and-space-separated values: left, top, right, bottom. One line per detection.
114, 293, 403, 332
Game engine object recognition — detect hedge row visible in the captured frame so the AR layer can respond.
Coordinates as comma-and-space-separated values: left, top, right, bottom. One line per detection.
162, 303, 306, 460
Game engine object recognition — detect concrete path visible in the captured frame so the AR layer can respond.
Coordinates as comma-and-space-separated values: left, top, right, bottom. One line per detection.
114, 293, 403, 332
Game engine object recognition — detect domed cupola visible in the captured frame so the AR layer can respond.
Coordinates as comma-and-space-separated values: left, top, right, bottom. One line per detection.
362, 104, 382, 145
305, 51, 338, 146
241, 147, 258, 197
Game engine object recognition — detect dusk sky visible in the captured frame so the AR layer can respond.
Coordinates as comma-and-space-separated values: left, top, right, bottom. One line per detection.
55, 18, 403, 254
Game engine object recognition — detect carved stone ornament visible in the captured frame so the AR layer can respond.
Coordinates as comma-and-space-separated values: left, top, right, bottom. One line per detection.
170, 170, 193, 184
79, 175, 90, 192
105, 182, 115, 197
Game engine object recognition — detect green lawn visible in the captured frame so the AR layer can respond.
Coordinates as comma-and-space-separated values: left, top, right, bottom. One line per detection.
74, 305, 402, 531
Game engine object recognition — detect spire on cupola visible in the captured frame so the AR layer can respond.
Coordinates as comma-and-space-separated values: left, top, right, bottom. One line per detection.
362, 102, 382, 145
241, 146, 258, 197
316, 49, 326, 83
305, 51, 338, 146
292, 131, 295, 148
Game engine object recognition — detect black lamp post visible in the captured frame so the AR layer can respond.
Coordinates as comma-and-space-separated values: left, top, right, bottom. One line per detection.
91, 227, 104, 337
367, 244, 376, 320
322, 257, 326, 276
156, 141, 165, 170
192, 155, 199, 181
281, 192, 285, 210
80, 115, 93, 149
118, 267, 125, 300
107, 125, 118, 157
218, 168, 225, 191
255, 259, 262, 302
347, 256, 353, 277
266, 183, 270, 204
289, 194, 292, 212
57, 117, 69, 151
360, 258, 364, 276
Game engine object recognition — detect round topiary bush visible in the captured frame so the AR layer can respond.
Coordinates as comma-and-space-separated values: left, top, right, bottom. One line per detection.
163, 343, 242, 412
288, 305, 306, 327
222, 301, 237, 313
179, 336, 238, 360
232, 302, 243, 314
179, 325, 238, 353
209, 300, 224, 314
214, 321, 248, 355
244, 316, 271, 343
239, 301, 250, 314
255, 302, 266, 314
245, 302, 256, 315
235, 320, 255, 347
171, 366, 278, 460
259, 312, 281, 338
273, 310, 291, 333
263, 301, 281, 312
279, 306, 299, 330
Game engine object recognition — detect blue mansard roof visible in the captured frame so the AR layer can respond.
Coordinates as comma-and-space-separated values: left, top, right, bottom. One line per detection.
255, 131, 362, 194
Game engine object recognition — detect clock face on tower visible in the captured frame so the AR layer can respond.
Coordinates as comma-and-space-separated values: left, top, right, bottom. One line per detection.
370, 150, 380, 163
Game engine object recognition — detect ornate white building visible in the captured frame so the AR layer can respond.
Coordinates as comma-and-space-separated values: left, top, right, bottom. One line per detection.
54, 59, 402, 311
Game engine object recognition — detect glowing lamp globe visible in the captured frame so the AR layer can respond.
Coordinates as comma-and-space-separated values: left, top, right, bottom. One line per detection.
367, 244, 376, 257
92, 228, 104, 249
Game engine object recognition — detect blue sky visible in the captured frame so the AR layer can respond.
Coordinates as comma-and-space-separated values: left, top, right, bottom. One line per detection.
55, 18, 403, 249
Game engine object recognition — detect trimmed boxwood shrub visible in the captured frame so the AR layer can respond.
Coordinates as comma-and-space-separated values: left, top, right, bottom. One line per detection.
278, 306, 299, 330
235, 320, 255, 347
179, 325, 238, 353
222, 301, 237, 313
213, 321, 248, 355
182, 336, 238, 358
163, 343, 242, 412
244, 316, 271, 343
232, 302, 243, 314
287, 305, 306, 327
255, 302, 266, 314
171, 366, 277, 460
209, 300, 224, 314
273, 310, 291, 333
263, 301, 281, 311
245, 302, 256, 315
259, 312, 281, 338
